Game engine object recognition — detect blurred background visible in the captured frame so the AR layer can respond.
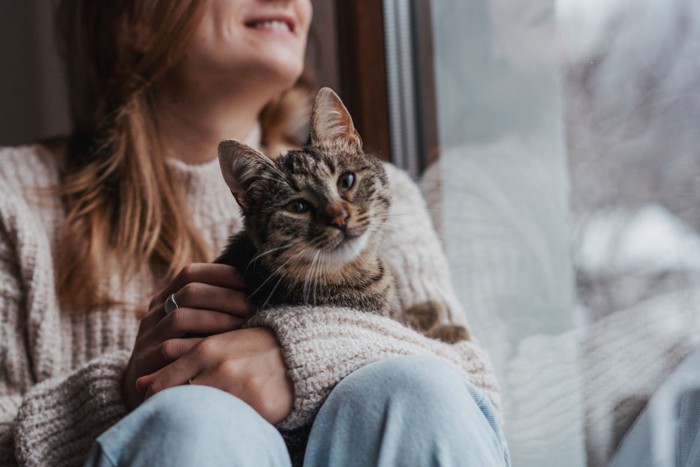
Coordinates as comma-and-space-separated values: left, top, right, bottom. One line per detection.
2, 1, 699, 466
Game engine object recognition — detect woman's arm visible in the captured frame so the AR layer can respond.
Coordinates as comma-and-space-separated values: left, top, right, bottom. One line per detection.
379, 163, 469, 327
11, 353, 131, 466
0, 204, 131, 467
248, 306, 499, 430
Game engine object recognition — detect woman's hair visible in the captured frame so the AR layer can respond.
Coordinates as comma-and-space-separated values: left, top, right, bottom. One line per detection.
53, 0, 314, 311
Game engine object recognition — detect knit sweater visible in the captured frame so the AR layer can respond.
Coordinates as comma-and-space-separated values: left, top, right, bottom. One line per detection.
0, 142, 499, 466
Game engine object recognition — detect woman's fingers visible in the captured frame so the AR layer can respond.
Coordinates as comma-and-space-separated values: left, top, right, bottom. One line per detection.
152, 263, 246, 304
152, 308, 246, 341
140, 334, 224, 399
132, 337, 206, 380
159, 337, 205, 362
139, 329, 293, 425
141, 265, 250, 331
172, 283, 253, 318
135, 337, 203, 393
141, 347, 204, 399
126, 264, 248, 411
139, 300, 170, 331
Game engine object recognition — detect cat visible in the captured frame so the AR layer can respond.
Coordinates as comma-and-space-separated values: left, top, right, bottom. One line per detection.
216, 87, 469, 344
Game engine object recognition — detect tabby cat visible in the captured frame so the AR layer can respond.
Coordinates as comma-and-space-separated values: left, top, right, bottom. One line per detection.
216, 87, 468, 343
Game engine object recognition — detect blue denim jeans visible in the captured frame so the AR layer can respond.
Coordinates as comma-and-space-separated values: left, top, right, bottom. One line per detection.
85, 356, 510, 466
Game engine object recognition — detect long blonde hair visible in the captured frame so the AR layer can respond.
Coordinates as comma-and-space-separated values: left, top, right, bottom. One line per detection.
54, 0, 314, 311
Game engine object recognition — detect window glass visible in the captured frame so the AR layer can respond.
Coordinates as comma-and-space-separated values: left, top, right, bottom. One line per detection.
423, 0, 700, 465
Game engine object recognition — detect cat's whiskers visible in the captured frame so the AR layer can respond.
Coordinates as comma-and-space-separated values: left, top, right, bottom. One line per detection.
248, 245, 309, 300
261, 265, 293, 309
262, 246, 316, 308
316, 251, 325, 306
313, 251, 327, 306
301, 255, 311, 304
315, 251, 324, 305
309, 235, 328, 248
374, 210, 410, 219
261, 274, 284, 309
307, 236, 339, 255
303, 251, 320, 304
372, 212, 418, 228
371, 230, 394, 246
307, 249, 319, 306
245, 244, 292, 276
309, 252, 317, 306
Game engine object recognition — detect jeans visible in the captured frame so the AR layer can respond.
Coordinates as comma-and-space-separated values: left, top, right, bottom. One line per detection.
610, 347, 700, 467
85, 356, 510, 467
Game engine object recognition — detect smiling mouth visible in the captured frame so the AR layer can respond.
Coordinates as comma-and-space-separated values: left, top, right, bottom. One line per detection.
245, 18, 295, 34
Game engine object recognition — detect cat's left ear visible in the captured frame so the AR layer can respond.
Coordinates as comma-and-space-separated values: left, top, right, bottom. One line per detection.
310, 87, 362, 152
218, 139, 270, 211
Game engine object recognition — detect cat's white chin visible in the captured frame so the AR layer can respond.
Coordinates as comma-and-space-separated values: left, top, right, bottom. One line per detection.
323, 232, 370, 265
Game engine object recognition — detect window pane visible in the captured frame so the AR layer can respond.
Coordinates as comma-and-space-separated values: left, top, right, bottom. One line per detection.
426, 1, 581, 464
413, 0, 700, 464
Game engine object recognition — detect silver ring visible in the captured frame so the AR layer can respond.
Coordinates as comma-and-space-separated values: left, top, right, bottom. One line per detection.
164, 293, 179, 315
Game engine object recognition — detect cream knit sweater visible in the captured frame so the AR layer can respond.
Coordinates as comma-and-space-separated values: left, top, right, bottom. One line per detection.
0, 142, 500, 466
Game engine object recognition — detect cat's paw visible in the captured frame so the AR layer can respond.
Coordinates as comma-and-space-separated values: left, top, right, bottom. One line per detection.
404, 301, 442, 331
427, 324, 471, 343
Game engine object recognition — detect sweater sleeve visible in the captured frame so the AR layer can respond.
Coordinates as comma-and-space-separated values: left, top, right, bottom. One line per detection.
11, 352, 131, 467
380, 164, 470, 327
0, 192, 130, 467
247, 164, 500, 430
249, 306, 500, 430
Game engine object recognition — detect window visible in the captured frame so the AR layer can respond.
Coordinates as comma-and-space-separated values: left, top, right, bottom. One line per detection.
376, 0, 700, 465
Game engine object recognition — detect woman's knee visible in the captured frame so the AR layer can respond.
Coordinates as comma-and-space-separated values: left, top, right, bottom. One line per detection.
321, 355, 498, 439
135, 385, 287, 445
90, 385, 290, 467
308, 357, 510, 466
138, 385, 252, 434
332, 355, 476, 410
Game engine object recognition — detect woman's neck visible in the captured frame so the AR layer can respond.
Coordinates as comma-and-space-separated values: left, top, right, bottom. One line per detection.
153, 82, 273, 165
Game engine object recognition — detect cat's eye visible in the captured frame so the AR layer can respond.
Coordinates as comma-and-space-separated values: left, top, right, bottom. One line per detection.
338, 172, 355, 191
285, 199, 312, 214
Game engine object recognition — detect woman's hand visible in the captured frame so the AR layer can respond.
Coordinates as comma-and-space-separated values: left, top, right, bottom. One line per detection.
122, 263, 252, 411
136, 327, 294, 425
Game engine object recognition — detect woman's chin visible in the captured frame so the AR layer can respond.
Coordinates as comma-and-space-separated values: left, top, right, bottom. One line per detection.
256, 54, 305, 88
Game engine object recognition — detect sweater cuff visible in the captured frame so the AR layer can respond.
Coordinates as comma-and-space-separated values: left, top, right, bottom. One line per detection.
248, 306, 500, 430
13, 350, 130, 467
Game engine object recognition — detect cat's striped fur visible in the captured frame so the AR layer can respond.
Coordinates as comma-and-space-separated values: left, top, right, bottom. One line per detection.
216, 88, 469, 344
216, 88, 399, 317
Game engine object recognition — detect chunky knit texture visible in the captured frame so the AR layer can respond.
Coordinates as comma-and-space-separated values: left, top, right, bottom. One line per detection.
0, 141, 499, 466
249, 306, 499, 430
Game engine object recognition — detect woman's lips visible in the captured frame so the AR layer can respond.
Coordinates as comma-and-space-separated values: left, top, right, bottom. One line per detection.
244, 14, 296, 34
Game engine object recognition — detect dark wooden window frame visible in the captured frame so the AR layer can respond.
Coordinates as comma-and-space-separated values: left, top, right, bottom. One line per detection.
310, 0, 439, 169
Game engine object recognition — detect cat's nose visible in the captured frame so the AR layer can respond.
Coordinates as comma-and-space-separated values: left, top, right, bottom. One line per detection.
328, 209, 349, 230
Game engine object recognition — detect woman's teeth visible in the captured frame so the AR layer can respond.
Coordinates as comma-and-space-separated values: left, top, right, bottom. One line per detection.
252, 20, 291, 32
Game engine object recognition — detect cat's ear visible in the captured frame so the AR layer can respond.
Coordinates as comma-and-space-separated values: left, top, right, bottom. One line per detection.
310, 87, 362, 151
218, 139, 270, 211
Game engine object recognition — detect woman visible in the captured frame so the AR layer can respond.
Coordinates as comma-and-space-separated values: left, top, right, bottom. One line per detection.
0, 0, 509, 465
